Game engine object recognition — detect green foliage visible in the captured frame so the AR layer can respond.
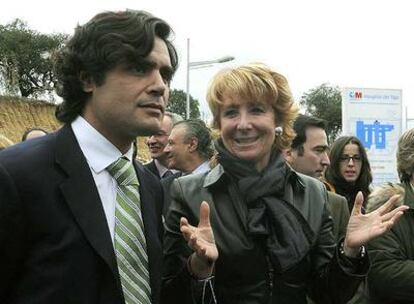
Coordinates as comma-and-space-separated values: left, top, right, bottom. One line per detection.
167, 88, 201, 119
0, 19, 67, 100
300, 83, 342, 143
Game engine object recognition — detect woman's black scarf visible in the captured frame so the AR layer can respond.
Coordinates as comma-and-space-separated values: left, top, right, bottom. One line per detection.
334, 180, 369, 213
214, 139, 314, 273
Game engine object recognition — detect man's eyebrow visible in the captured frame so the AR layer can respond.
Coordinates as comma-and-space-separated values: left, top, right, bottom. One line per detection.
313, 145, 329, 150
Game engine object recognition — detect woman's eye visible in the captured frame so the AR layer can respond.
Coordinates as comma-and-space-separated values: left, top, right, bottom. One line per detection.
223, 109, 237, 117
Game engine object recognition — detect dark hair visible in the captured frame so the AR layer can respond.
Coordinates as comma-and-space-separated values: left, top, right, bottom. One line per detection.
55, 10, 178, 123
21, 128, 48, 141
174, 119, 214, 160
325, 136, 372, 207
291, 114, 327, 155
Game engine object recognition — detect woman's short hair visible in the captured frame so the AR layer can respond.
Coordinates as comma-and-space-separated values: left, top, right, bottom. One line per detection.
325, 136, 372, 189
206, 63, 298, 151
54, 9, 178, 123
396, 128, 414, 182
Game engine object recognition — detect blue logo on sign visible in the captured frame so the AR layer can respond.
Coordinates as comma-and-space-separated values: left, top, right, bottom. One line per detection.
356, 120, 394, 149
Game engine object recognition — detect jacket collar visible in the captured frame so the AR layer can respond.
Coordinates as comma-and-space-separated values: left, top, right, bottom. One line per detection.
203, 164, 226, 187
55, 125, 120, 286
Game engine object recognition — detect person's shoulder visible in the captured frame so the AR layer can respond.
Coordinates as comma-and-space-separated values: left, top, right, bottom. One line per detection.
293, 171, 326, 193
366, 182, 405, 213
0, 133, 56, 169
172, 170, 210, 193
327, 191, 347, 204
143, 160, 154, 168
135, 160, 157, 179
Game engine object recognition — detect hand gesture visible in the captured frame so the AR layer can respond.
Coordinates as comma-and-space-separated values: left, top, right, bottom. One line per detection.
180, 201, 218, 278
344, 191, 409, 256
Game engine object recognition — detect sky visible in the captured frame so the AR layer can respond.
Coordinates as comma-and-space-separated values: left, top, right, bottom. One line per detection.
1, 0, 413, 123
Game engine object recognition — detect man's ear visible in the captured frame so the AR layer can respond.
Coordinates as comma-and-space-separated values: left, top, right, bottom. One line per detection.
187, 137, 198, 153
283, 148, 294, 164
79, 71, 95, 93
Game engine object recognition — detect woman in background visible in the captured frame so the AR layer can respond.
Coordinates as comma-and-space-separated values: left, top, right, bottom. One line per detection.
325, 136, 373, 213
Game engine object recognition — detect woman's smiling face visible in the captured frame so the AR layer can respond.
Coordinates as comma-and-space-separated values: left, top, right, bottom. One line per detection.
219, 94, 276, 171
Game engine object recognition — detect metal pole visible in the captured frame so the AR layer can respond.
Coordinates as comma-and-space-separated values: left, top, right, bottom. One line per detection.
185, 38, 190, 119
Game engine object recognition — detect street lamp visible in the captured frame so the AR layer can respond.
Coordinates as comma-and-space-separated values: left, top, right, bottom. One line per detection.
185, 38, 235, 119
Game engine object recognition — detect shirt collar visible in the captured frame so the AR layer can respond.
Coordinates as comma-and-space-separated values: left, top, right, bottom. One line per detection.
191, 161, 210, 175
71, 116, 133, 173
153, 159, 178, 177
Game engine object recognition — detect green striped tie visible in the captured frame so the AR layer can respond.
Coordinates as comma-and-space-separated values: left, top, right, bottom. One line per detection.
107, 157, 151, 304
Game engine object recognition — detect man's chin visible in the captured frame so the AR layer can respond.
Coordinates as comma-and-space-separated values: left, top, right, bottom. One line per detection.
136, 123, 162, 137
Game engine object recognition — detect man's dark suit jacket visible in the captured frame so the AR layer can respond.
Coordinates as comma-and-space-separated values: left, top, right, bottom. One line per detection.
161, 172, 182, 217
144, 160, 161, 179
0, 125, 164, 304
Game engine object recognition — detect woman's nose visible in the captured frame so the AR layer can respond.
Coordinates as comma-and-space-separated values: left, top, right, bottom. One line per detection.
236, 113, 252, 130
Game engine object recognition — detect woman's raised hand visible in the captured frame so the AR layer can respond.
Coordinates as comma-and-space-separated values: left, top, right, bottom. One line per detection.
344, 191, 409, 256
180, 201, 219, 278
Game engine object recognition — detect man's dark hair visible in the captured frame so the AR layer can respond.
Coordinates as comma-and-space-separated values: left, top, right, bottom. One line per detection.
291, 114, 327, 155
21, 128, 48, 141
54, 10, 178, 123
174, 119, 214, 160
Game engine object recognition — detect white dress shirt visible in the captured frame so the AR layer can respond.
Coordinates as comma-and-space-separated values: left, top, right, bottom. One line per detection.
191, 161, 210, 175
71, 116, 133, 245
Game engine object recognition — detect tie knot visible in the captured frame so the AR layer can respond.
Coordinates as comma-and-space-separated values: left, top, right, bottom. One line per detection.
106, 157, 139, 186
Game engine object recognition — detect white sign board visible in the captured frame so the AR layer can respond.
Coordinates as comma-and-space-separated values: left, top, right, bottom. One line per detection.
342, 88, 402, 186
407, 119, 414, 131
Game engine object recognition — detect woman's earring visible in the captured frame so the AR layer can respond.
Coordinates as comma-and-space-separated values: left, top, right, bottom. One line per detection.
275, 126, 283, 136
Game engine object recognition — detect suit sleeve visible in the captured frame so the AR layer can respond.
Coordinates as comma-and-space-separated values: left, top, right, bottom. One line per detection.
367, 218, 414, 301
0, 163, 27, 300
337, 196, 350, 240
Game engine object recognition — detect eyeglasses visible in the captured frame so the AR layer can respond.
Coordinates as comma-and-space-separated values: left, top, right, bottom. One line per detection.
339, 155, 362, 164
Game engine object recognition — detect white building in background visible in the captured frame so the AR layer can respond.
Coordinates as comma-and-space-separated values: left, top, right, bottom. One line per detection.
406, 118, 414, 130
342, 87, 402, 186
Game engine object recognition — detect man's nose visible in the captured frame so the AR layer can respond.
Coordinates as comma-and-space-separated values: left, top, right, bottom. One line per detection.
148, 71, 167, 97
321, 152, 330, 166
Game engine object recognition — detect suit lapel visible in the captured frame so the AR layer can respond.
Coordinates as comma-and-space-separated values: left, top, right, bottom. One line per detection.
55, 125, 119, 281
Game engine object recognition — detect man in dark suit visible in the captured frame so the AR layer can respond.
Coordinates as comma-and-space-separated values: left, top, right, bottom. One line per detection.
283, 114, 350, 241
145, 112, 182, 179
0, 10, 177, 304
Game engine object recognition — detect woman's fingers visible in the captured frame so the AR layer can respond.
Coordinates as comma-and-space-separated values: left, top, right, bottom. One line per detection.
351, 191, 364, 216
380, 204, 409, 222
187, 234, 210, 257
180, 217, 195, 241
198, 201, 211, 228
376, 195, 402, 215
